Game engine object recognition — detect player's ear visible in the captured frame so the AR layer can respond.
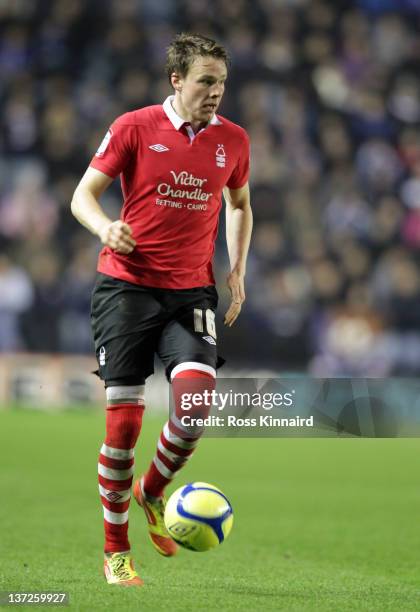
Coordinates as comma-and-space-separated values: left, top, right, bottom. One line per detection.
171, 72, 183, 92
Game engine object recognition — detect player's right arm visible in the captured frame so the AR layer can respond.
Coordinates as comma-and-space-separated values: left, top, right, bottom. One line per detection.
71, 167, 136, 254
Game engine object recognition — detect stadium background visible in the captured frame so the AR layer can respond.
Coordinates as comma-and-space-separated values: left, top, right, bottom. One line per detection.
1, 0, 420, 380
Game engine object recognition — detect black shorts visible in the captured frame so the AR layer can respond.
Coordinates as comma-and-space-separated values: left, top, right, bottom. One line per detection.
91, 273, 223, 385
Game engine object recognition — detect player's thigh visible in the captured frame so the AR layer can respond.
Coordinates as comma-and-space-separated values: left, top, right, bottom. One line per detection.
157, 287, 219, 378
91, 274, 164, 382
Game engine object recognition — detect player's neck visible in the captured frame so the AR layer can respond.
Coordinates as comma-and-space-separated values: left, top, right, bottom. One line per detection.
171, 97, 206, 134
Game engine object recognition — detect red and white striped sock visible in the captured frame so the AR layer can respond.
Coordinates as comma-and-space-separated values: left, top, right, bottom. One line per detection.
142, 363, 216, 499
98, 385, 144, 553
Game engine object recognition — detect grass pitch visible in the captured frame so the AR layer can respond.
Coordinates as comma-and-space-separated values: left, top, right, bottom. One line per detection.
1, 408, 420, 611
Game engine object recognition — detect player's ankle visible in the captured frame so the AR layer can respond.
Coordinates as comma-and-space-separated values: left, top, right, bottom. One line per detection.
143, 484, 164, 501
141, 476, 164, 501
105, 549, 130, 556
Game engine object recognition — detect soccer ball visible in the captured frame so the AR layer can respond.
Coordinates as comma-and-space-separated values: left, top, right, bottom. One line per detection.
164, 482, 233, 552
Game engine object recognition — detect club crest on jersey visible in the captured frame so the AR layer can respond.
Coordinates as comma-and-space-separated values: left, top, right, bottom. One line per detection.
216, 144, 226, 168
149, 144, 169, 152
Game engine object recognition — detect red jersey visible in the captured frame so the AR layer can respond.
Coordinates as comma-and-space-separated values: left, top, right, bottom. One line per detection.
89, 96, 250, 289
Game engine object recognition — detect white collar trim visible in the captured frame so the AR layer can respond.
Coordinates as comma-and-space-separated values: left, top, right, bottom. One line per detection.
163, 95, 222, 130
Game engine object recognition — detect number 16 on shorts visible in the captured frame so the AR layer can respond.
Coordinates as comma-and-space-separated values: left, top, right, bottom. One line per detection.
194, 308, 217, 339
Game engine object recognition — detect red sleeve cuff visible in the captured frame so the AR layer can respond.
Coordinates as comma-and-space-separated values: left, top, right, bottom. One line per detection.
89, 159, 119, 179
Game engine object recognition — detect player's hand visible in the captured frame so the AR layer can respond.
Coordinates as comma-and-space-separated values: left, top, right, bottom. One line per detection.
224, 270, 245, 327
98, 220, 136, 254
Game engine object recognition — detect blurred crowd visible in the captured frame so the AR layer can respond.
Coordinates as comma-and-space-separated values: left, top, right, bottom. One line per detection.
1, 0, 420, 375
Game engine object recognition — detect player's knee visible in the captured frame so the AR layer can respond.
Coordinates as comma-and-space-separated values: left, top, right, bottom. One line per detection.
171, 362, 216, 426
105, 384, 146, 407
105, 385, 145, 447
170, 361, 216, 382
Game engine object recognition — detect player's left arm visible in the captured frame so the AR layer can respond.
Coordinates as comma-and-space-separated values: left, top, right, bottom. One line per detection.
223, 182, 253, 327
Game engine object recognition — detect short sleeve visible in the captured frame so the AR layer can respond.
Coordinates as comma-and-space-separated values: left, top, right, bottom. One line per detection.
89, 115, 136, 179
226, 131, 250, 189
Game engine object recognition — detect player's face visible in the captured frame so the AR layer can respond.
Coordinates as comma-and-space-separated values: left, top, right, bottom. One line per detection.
172, 56, 227, 126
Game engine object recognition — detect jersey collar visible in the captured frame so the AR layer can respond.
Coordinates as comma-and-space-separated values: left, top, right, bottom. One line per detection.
163, 95, 222, 130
